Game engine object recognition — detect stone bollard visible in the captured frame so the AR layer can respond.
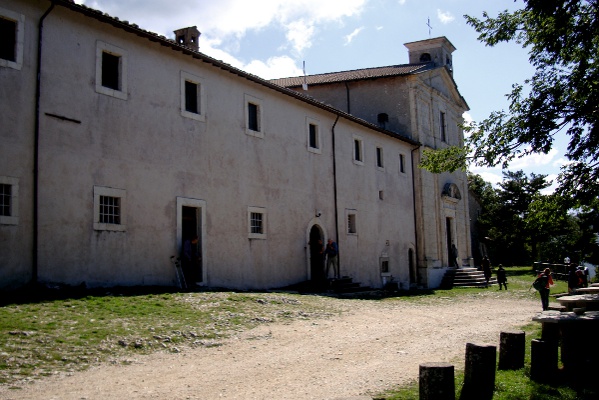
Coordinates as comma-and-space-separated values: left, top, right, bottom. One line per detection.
460, 343, 496, 400
419, 362, 455, 400
498, 330, 525, 370
530, 339, 558, 383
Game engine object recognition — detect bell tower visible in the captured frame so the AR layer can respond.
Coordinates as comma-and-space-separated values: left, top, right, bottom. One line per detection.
404, 36, 455, 75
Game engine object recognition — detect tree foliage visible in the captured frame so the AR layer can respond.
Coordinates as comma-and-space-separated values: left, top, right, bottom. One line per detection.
421, 0, 599, 206
470, 171, 599, 265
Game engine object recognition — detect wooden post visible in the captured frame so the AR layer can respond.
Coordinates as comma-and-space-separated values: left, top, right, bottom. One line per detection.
419, 362, 455, 400
498, 331, 525, 370
530, 339, 558, 383
460, 343, 496, 400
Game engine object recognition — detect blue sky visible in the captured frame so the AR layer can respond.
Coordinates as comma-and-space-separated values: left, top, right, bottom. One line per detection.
77, 0, 565, 192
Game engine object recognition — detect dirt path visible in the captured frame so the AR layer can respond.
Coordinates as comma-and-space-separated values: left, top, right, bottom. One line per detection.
1, 293, 540, 400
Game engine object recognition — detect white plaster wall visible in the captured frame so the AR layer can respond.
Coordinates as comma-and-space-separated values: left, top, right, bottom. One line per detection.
0, 0, 42, 288
0, 1, 419, 290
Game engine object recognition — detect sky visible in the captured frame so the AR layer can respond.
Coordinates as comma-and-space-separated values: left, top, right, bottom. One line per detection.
77, 0, 566, 193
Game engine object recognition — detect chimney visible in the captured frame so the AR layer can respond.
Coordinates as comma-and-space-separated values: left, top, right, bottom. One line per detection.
174, 26, 201, 51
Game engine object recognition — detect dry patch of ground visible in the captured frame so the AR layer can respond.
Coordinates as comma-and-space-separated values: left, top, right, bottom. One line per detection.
0, 292, 540, 400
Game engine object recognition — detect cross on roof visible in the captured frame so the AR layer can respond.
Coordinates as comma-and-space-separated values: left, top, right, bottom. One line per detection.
426, 17, 433, 37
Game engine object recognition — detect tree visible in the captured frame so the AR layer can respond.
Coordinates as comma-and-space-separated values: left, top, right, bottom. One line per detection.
421, 0, 599, 206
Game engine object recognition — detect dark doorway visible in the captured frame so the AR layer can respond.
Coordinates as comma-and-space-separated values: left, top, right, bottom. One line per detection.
182, 206, 202, 284
409, 248, 416, 286
446, 217, 455, 267
309, 226, 325, 284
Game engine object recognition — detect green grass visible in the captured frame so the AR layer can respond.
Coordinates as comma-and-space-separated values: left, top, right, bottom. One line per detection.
0, 266, 594, 398
0, 288, 337, 386
375, 266, 597, 400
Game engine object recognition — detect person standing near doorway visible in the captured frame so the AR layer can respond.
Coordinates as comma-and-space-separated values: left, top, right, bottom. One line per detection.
183, 235, 199, 286
325, 239, 339, 279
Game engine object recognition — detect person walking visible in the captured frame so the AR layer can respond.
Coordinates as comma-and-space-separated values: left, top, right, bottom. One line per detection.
496, 264, 508, 290
481, 256, 492, 285
536, 268, 554, 311
325, 239, 339, 279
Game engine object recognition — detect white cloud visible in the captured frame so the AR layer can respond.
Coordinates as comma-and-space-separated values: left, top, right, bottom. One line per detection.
244, 56, 304, 80
344, 27, 364, 46
510, 148, 559, 169
285, 19, 316, 54
78, 0, 367, 57
437, 9, 455, 24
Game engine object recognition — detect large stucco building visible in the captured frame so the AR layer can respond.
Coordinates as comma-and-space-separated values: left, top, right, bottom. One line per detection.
0, 0, 472, 291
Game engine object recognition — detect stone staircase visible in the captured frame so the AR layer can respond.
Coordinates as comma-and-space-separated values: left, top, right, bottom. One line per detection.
329, 276, 372, 294
440, 267, 497, 289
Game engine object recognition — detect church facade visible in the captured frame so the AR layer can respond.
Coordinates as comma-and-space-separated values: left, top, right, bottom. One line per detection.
0, 0, 471, 291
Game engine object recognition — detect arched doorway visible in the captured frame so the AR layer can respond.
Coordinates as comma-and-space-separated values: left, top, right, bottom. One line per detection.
309, 225, 325, 284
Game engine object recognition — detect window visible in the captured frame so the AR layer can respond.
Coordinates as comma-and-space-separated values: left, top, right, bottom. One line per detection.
248, 206, 267, 239
353, 136, 364, 165
95, 41, 128, 100
94, 186, 126, 231
99, 196, 120, 224
248, 103, 259, 131
102, 52, 120, 90
0, 176, 18, 225
0, 17, 16, 62
306, 117, 321, 153
346, 210, 357, 235
244, 94, 264, 138
399, 153, 406, 173
180, 71, 206, 121
440, 111, 447, 142
0, 8, 24, 70
378, 190, 384, 200
376, 147, 384, 168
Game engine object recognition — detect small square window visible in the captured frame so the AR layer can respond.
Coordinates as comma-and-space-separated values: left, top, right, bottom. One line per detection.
94, 186, 126, 231
381, 258, 390, 273
0, 183, 11, 217
99, 195, 121, 225
0, 8, 24, 70
245, 94, 264, 138
95, 41, 127, 100
248, 206, 267, 239
376, 147, 384, 168
0, 176, 18, 225
347, 212, 357, 234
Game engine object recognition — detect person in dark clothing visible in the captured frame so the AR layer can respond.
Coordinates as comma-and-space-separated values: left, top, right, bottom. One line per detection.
496, 264, 508, 290
481, 256, 492, 284
567, 264, 579, 293
536, 268, 554, 311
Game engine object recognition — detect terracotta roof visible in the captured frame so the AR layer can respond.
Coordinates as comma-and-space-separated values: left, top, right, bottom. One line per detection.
269, 63, 435, 87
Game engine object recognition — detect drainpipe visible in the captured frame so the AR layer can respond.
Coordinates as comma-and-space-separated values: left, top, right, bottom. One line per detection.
410, 146, 420, 285
331, 115, 340, 270
33, 2, 56, 285
344, 82, 351, 114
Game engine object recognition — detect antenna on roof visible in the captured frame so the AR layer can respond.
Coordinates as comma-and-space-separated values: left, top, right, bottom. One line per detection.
426, 17, 433, 38
302, 61, 308, 91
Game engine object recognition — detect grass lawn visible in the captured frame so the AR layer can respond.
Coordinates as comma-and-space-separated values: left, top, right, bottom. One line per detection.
377, 266, 597, 400
0, 266, 596, 399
